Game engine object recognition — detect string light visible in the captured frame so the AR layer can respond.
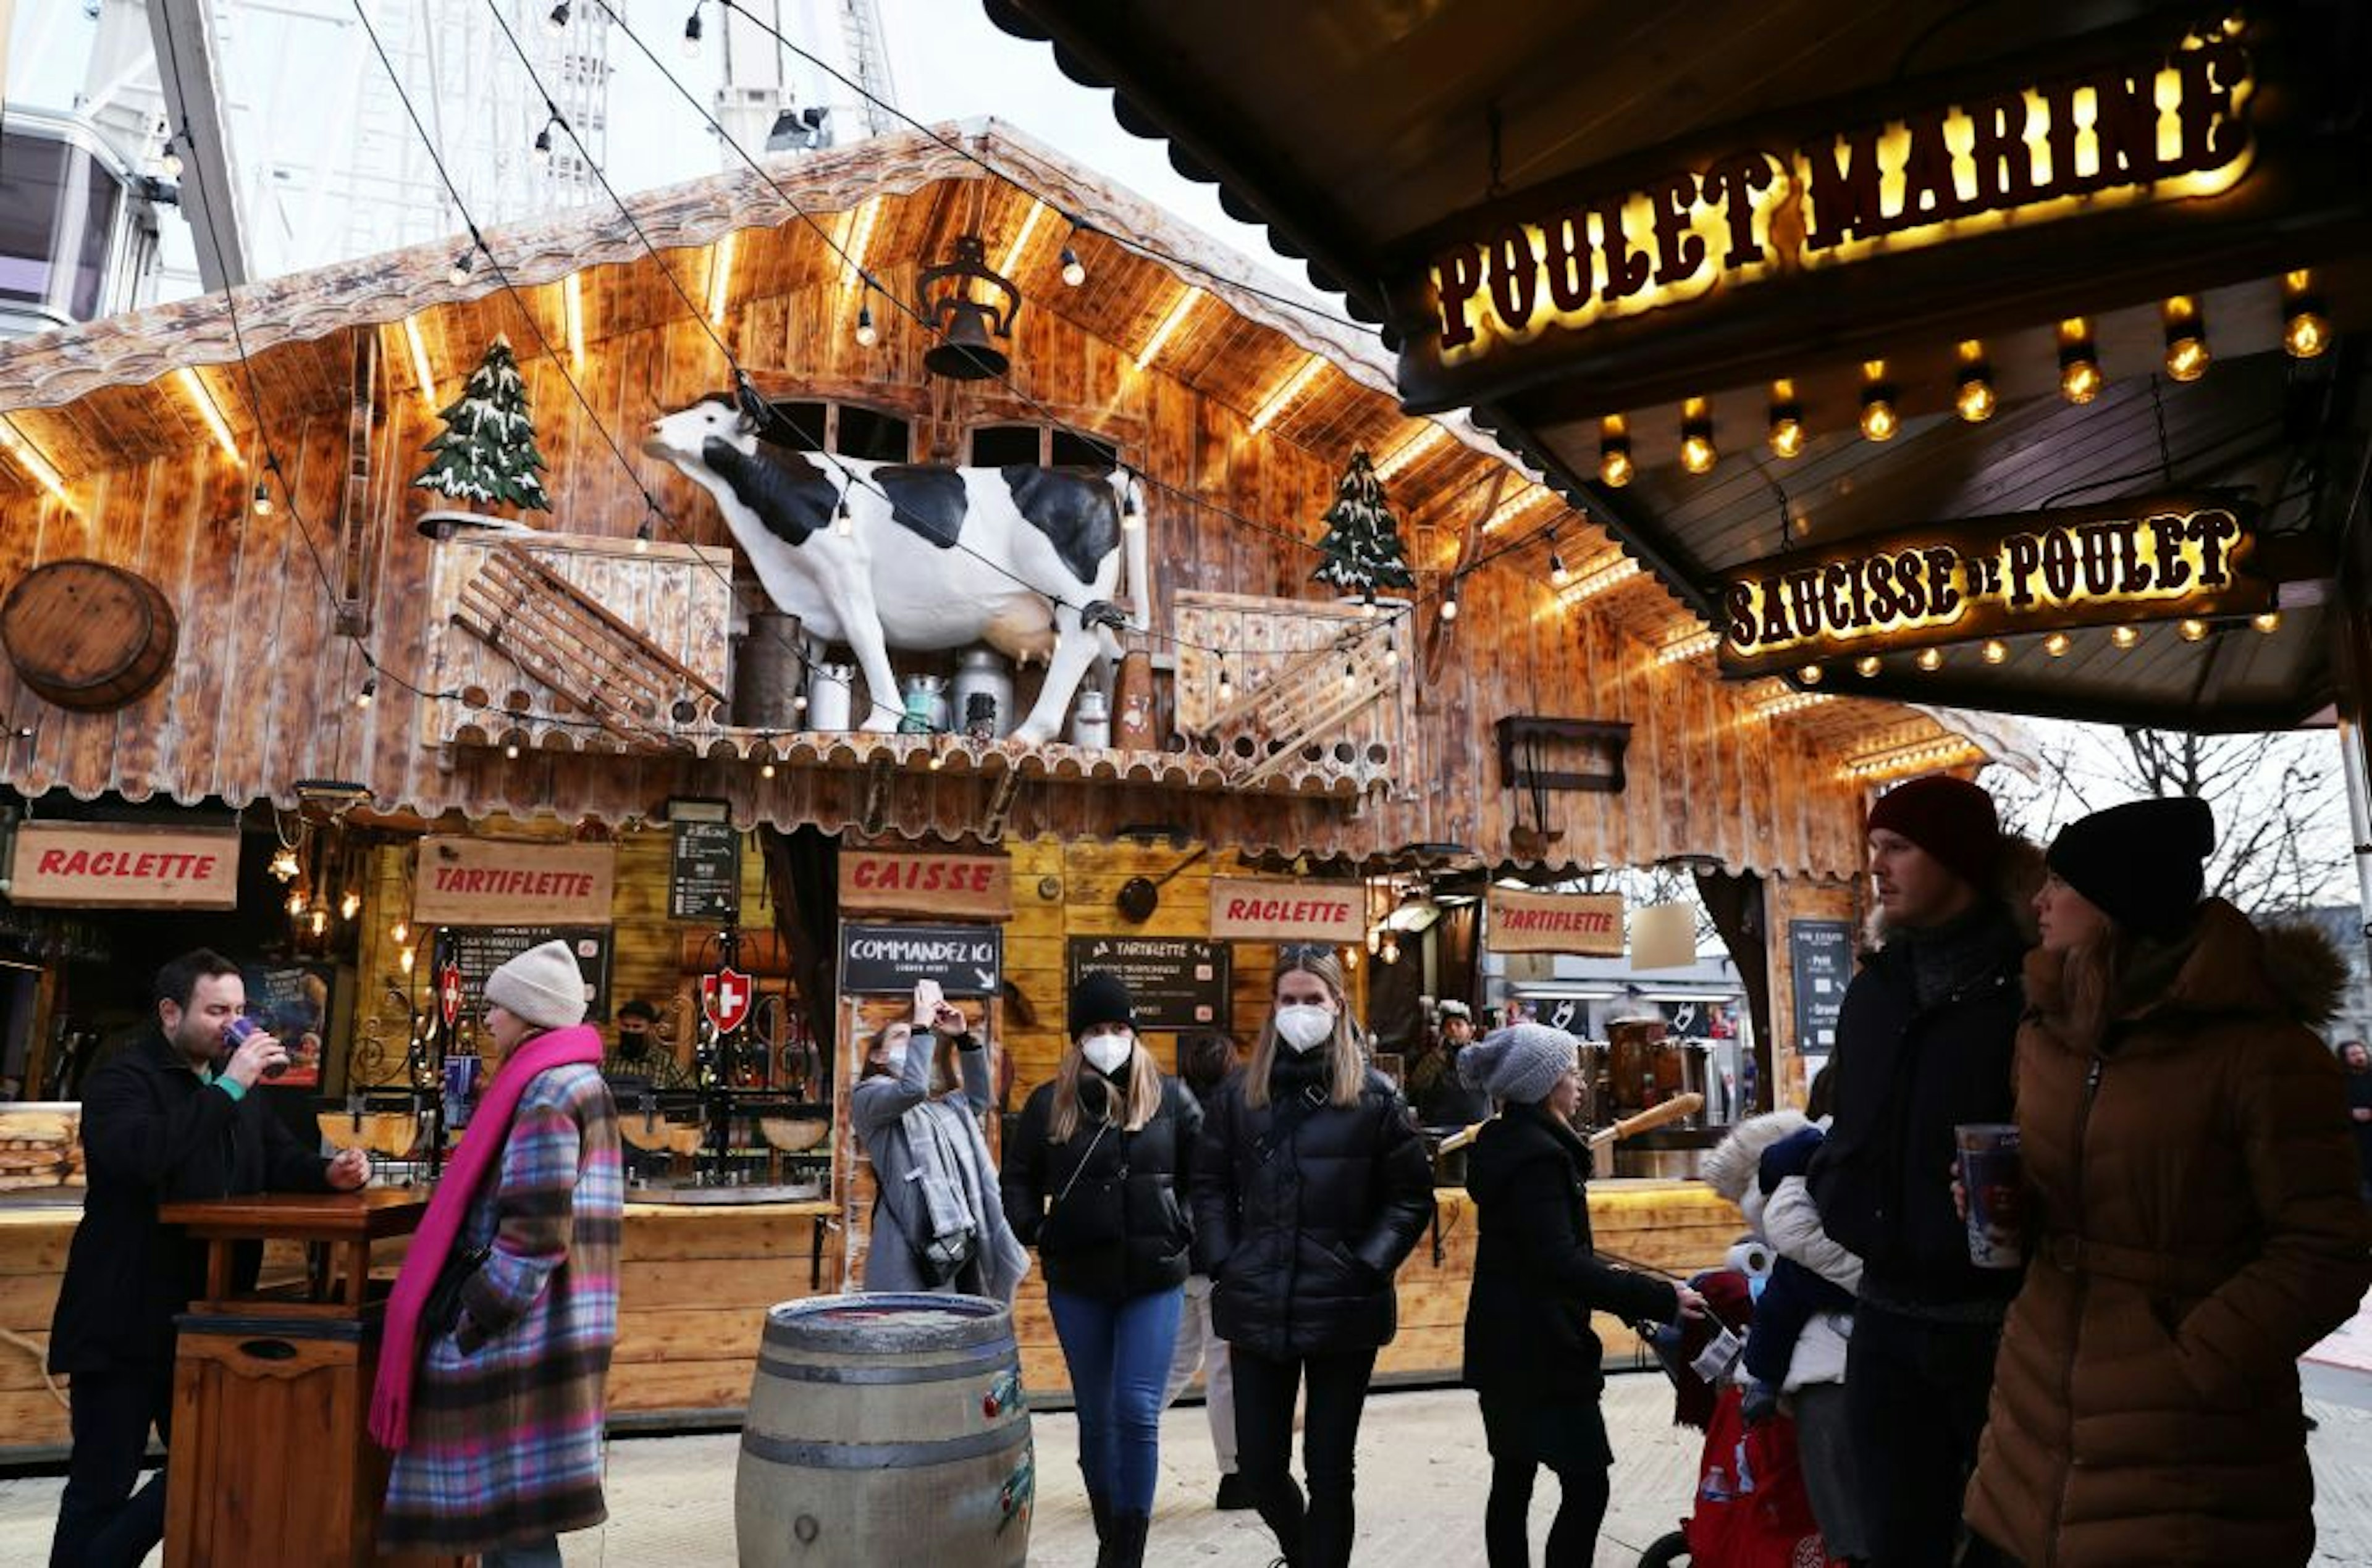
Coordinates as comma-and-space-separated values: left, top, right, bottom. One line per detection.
448, 248, 475, 288
854, 301, 878, 347
1982, 639, 2008, 665
1374, 425, 1447, 482
2162, 296, 2210, 382
1954, 341, 1996, 423
1440, 579, 1461, 622
760, 758, 777, 779
1916, 647, 1945, 672
532, 117, 557, 167
1859, 361, 1899, 442
159, 136, 183, 180
355, 677, 377, 708
2178, 618, 2210, 642
1755, 688, 1833, 718
2282, 270, 2330, 359
252, 480, 274, 516
1059, 236, 1087, 287
2043, 631, 2071, 657
633, 515, 654, 554
1679, 397, 1717, 475
793, 691, 809, 713
2058, 318, 2103, 404
1342, 659, 1356, 692
833, 496, 853, 537
545, 2, 571, 33
339, 891, 362, 921
1547, 531, 1570, 587
504, 738, 523, 760
2252, 610, 2282, 634
1215, 658, 1234, 705
392, 921, 410, 945
1767, 381, 1805, 459
1838, 738, 1985, 782
400, 945, 417, 975
1657, 629, 1720, 665
682, 6, 704, 56
1560, 556, 1641, 604
309, 909, 327, 937
1796, 663, 1822, 686
1599, 416, 1633, 487
2111, 624, 2140, 649
1854, 655, 1882, 677
1384, 635, 1399, 668
286, 889, 307, 917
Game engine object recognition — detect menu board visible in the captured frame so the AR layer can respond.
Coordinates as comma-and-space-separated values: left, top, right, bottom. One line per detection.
1066, 936, 1229, 1033
839, 923, 1003, 998
669, 816, 741, 922
1788, 920, 1855, 1054
444, 925, 615, 1023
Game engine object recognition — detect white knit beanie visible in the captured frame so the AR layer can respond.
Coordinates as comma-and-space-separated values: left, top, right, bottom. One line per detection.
1458, 1022, 1578, 1105
484, 939, 589, 1029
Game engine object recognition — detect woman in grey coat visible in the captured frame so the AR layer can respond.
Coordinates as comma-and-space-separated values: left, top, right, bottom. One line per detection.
851, 992, 1028, 1302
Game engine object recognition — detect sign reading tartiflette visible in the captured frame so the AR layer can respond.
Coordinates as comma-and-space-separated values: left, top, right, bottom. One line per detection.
1717, 495, 2269, 676
1486, 888, 1626, 957
413, 837, 615, 925
836, 849, 1012, 920
1208, 878, 1365, 944
8, 823, 240, 908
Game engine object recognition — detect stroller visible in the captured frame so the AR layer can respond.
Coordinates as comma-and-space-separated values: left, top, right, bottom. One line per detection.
1632, 1267, 1843, 1568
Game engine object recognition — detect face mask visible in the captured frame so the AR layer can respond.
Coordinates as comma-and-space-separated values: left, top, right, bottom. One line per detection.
1081, 1033, 1134, 1076
1275, 1004, 1335, 1054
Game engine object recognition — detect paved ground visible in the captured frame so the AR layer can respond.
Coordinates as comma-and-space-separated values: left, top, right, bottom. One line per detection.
6, 1354, 2371, 1566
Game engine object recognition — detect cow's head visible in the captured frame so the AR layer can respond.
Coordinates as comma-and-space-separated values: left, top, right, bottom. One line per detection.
642, 393, 758, 470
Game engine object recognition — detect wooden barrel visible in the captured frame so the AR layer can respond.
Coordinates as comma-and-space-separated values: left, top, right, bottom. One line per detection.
735, 1293, 1033, 1567
0, 559, 179, 711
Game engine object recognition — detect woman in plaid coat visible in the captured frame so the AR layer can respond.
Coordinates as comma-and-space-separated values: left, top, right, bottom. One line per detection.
376, 941, 623, 1565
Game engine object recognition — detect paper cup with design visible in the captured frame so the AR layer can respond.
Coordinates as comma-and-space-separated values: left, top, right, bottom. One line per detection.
1954, 1122, 2024, 1268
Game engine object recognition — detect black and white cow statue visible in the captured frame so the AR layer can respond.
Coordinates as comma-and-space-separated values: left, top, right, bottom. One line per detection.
644, 395, 1148, 742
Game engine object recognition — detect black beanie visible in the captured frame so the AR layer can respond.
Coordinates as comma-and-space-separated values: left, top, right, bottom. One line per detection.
1067, 971, 1135, 1038
2046, 797, 2215, 937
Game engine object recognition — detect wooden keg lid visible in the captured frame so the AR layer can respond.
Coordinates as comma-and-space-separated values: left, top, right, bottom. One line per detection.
0, 559, 179, 711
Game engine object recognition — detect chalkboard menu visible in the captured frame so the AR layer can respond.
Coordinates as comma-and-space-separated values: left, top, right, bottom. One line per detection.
1788, 920, 1855, 1054
669, 816, 741, 922
445, 925, 615, 1023
840, 923, 1003, 998
1066, 936, 1230, 1032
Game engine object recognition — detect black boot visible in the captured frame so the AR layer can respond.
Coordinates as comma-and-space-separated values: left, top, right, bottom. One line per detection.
1108, 1510, 1150, 1568
1088, 1488, 1112, 1564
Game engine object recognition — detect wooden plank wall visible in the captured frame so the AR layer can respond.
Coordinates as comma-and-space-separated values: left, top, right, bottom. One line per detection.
1764, 873, 1863, 1109
0, 270, 1873, 879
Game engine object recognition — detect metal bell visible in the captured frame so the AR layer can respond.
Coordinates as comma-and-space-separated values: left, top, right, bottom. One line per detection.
916, 233, 1019, 382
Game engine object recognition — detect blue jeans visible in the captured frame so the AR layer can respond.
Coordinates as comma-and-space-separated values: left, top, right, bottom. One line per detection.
1048, 1285, 1184, 1514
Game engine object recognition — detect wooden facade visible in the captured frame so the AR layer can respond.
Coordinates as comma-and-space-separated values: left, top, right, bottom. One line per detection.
0, 123, 1987, 878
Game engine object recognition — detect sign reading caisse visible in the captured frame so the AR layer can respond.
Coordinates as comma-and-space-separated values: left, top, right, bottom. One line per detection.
7, 822, 240, 908
1485, 889, 1625, 956
1067, 937, 1231, 1032
1207, 878, 1364, 944
839, 923, 1003, 998
837, 849, 1012, 920
413, 837, 614, 926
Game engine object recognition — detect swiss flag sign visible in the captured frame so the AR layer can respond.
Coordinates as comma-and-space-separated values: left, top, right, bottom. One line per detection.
702, 968, 754, 1034
438, 963, 464, 1029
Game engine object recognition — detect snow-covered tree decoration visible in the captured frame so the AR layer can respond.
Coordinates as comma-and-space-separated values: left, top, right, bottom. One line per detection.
1310, 446, 1415, 596
411, 333, 551, 514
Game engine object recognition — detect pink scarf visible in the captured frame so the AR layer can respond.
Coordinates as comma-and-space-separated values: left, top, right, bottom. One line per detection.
369, 1024, 604, 1451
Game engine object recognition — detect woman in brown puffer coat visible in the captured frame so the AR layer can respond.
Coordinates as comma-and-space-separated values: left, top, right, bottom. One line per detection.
1964, 797, 2372, 1568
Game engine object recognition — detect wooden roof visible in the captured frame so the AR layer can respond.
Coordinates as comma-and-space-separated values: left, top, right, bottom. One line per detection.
0, 122, 1998, 874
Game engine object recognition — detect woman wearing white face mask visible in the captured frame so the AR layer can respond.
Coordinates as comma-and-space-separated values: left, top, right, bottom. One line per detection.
1192, 946, 1434, 1568
1002, 971, 1200, 1568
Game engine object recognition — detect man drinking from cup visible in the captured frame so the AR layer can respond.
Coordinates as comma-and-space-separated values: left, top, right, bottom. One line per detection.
46, 949, 369, 1568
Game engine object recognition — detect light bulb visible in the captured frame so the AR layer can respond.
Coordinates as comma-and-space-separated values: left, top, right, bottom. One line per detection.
1797, 663, 1822, 685
834, 501, 853, 538
1342, 660, 1356, 691
253, 482, 274, 516
2252, 610, 2281, 634
633, 517, 654, 554
339, 891, 361, 921
682, 9, 704, 55
1548, 550, 1570, 587
355, 677, 377, 708
1982, 640, 2007, 664
1384, 637, 1399, 667
532, 122, 554, 167
854, 303, 878, 347
1439, 595, 1459, 623
1216, 665, 1234, 704
399, 945, 416, 975
309, 909, 327, 936
448, 251, 474, 288
1955, 371, 1996, 424
1854, 655, 1881, 677
2179, 618, 2210, 642
2111, 625, 2140, 649
2043, 632, 2071, 658
1768, 411, 1805, 460
760, 760, 776, 779
161, 145, 183, 179
504, 739, 521, 759
2164, 298, 2211, 382
1599, 418, 1633, 487
1861, 392, 1899, 442
286, 890, 306, 916
793, 690, 810, 713
2282, 270, 2329, 359
1916, 647, 1944, 672
1381, 937, 1400, 966
392, 921, 410, 945
2060, 354, 2103, 404
1059, 245, 1085, 287
1681, 430, 1717, 474
546, 2, 571, 35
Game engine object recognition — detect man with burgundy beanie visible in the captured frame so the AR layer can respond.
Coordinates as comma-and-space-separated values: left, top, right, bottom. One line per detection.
1809, 776, 2033, 1568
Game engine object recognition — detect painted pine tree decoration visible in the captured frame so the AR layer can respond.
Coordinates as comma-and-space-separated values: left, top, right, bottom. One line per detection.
1310, 446, 1415, 596
411, 333, 552, 514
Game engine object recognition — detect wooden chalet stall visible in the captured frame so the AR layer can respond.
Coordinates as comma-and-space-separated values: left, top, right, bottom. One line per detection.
0, 121, 2004, 1451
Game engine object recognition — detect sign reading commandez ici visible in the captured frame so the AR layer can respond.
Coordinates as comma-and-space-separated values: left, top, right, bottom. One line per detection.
1717, 495, 2271, 677
1392, 22, 2263, 410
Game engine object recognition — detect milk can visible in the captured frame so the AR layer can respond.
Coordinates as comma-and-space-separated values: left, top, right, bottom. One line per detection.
805, 662, 854, 731
1069, 685, 1112, 748
949, 648, 1016, 739
899, 673, 951, 733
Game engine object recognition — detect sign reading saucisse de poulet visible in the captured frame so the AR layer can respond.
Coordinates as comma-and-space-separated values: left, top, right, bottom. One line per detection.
1717, 495, 2270, 677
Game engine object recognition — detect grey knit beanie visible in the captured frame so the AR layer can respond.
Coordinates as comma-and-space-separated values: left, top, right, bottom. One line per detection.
484, 939, 589, 1029
1458, 1022, 1578, 1105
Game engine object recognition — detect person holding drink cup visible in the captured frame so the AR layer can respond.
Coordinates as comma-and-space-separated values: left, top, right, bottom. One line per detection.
48, 950, 368, 1568
1963, 799, 2372, 1568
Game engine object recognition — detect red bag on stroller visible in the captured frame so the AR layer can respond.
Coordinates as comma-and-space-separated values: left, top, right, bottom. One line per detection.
1683, 1386, 1840, 1568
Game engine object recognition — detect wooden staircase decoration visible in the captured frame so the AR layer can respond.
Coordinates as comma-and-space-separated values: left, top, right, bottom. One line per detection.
452, 546, 727, 744
1195, 631, 1396, 788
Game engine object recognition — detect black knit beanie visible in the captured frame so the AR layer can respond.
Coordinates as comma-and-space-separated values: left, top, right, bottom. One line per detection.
1067, 971, 1135, 1038
2046, 797, 2215, 937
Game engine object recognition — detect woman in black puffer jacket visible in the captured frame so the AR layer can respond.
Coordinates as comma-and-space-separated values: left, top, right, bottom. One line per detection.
1192, 946, 1434, 1568
1002, 972, 1198, 1568
1461, 1023, 1703, 1567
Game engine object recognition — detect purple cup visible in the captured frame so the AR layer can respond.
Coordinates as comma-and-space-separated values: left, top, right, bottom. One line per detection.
1955, 1122, 2024, 1268
221, 1015, 286, 1079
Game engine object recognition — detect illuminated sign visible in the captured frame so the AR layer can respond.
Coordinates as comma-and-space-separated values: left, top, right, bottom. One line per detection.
1425, 33, 2250, 363
1716, 493, 2270, 675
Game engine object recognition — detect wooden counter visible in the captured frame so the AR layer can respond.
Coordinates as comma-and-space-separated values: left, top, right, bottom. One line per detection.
0, 1183, 1740, 1460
